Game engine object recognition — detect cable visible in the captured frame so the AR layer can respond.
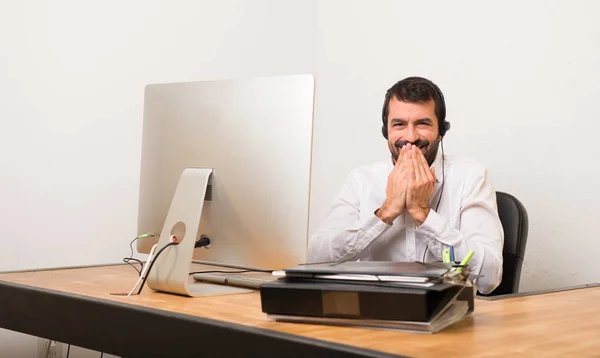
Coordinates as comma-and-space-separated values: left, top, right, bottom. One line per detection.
66, 344, 71, 358
422, 243, 429, 262
123, 236, 143, 275
188, 239, 274, 275
136, 241, 179, 295
435, 139, 446, 212
127, 243, 159, 296
195, 235, 210, 249
123, 234, 155, 276
124, 258, 144, 275
124, 234, 164, 296
100, 352, 103, 358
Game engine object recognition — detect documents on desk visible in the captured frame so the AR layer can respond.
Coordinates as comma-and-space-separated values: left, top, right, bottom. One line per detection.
260, 261, 475, 333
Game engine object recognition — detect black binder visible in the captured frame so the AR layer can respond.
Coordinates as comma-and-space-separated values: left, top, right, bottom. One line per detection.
260, 262, 474, 333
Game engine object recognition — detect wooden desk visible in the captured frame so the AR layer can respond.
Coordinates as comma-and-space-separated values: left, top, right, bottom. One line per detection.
1, 264, 599, 357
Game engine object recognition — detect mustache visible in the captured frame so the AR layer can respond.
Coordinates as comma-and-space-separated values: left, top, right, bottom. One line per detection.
395, 139, 430, 150
394, 138, 442, 157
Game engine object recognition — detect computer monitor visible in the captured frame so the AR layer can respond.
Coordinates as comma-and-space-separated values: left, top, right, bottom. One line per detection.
136, 74, 314, 296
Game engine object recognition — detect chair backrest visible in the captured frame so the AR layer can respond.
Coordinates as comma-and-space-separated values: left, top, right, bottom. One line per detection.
479, 191, 529, 296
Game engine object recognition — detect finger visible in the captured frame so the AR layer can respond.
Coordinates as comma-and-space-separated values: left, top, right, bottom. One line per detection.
401, 144, 413, 175
414, 147, 431, 181
394, 147, 405, 171
417, 148, 431, 183
400, 145, 408, 162
398, 146, 408, 172
426, 163, 435, 187
412, 143, 425, 162
428, 167, 436, 193
406, 159, 415, 202
407, 152, 416, 182
411, 146, 422, 183
404, 143, 413, 157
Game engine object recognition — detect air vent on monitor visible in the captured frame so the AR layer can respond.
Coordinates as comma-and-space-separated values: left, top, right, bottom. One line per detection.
204, 184, 213, 201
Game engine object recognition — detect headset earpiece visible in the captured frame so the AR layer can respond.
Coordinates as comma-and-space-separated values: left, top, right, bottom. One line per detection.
439, 121, 451, 137
381, 90, 391, 139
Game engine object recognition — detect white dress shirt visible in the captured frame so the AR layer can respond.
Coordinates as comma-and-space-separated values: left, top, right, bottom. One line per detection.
308, 150, 504, 294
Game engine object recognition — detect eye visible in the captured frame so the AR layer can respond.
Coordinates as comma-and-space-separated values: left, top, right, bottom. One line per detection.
393, 123, 406, 127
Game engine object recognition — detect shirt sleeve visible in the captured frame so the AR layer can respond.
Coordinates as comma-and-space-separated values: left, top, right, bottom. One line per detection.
415, 167, 504, 294
308, 171, 391, 262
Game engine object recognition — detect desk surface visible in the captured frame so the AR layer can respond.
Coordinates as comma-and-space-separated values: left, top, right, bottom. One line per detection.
1, 264, 599, 357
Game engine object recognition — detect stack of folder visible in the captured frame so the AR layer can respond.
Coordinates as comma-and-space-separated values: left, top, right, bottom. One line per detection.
260, 261, 474, 333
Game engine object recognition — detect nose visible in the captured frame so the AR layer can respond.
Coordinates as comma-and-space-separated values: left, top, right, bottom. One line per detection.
405, 123, 418, 143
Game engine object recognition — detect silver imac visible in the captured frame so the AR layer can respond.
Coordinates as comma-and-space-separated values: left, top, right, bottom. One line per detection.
136, 74, 315, 296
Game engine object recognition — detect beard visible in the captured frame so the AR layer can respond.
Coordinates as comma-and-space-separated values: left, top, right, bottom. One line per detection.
389, 138, 440, 166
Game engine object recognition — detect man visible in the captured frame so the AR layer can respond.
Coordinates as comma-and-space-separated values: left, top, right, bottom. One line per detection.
308, 77, 504, 294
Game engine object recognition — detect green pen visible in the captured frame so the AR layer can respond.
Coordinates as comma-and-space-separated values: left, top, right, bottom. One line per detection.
442, 249, 451, 264
456, 250, 475, 273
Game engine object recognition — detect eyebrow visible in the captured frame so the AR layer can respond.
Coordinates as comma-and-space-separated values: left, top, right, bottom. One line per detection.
390, 117, 434, 124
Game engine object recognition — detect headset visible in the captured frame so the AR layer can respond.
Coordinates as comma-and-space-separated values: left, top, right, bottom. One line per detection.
380, 79, 451, 140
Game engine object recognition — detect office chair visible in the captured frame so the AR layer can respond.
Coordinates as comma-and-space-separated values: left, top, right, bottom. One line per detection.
478, 191, 529, 297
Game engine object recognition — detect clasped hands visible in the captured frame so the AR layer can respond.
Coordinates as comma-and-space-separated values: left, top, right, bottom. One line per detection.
376, 143, 436, 226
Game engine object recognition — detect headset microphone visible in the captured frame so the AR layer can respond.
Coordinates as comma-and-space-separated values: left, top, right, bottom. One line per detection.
423, 137, 443, 158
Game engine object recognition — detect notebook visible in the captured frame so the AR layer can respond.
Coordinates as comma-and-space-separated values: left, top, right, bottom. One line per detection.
278, 261, 450, 283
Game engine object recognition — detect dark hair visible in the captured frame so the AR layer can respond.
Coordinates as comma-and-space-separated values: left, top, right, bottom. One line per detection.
381, 76, 448, 139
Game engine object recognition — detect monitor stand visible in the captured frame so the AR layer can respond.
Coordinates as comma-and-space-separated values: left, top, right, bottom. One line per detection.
146, 168, 252, 297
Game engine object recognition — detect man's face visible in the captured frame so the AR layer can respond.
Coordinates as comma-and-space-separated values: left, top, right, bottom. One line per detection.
386, 97, 441, 166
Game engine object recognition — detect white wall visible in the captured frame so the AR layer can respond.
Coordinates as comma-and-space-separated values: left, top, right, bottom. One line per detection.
1, 0, 600, 355
0, 0, 315, 355
310, 0, 600, 292
0, 0, 316, 270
